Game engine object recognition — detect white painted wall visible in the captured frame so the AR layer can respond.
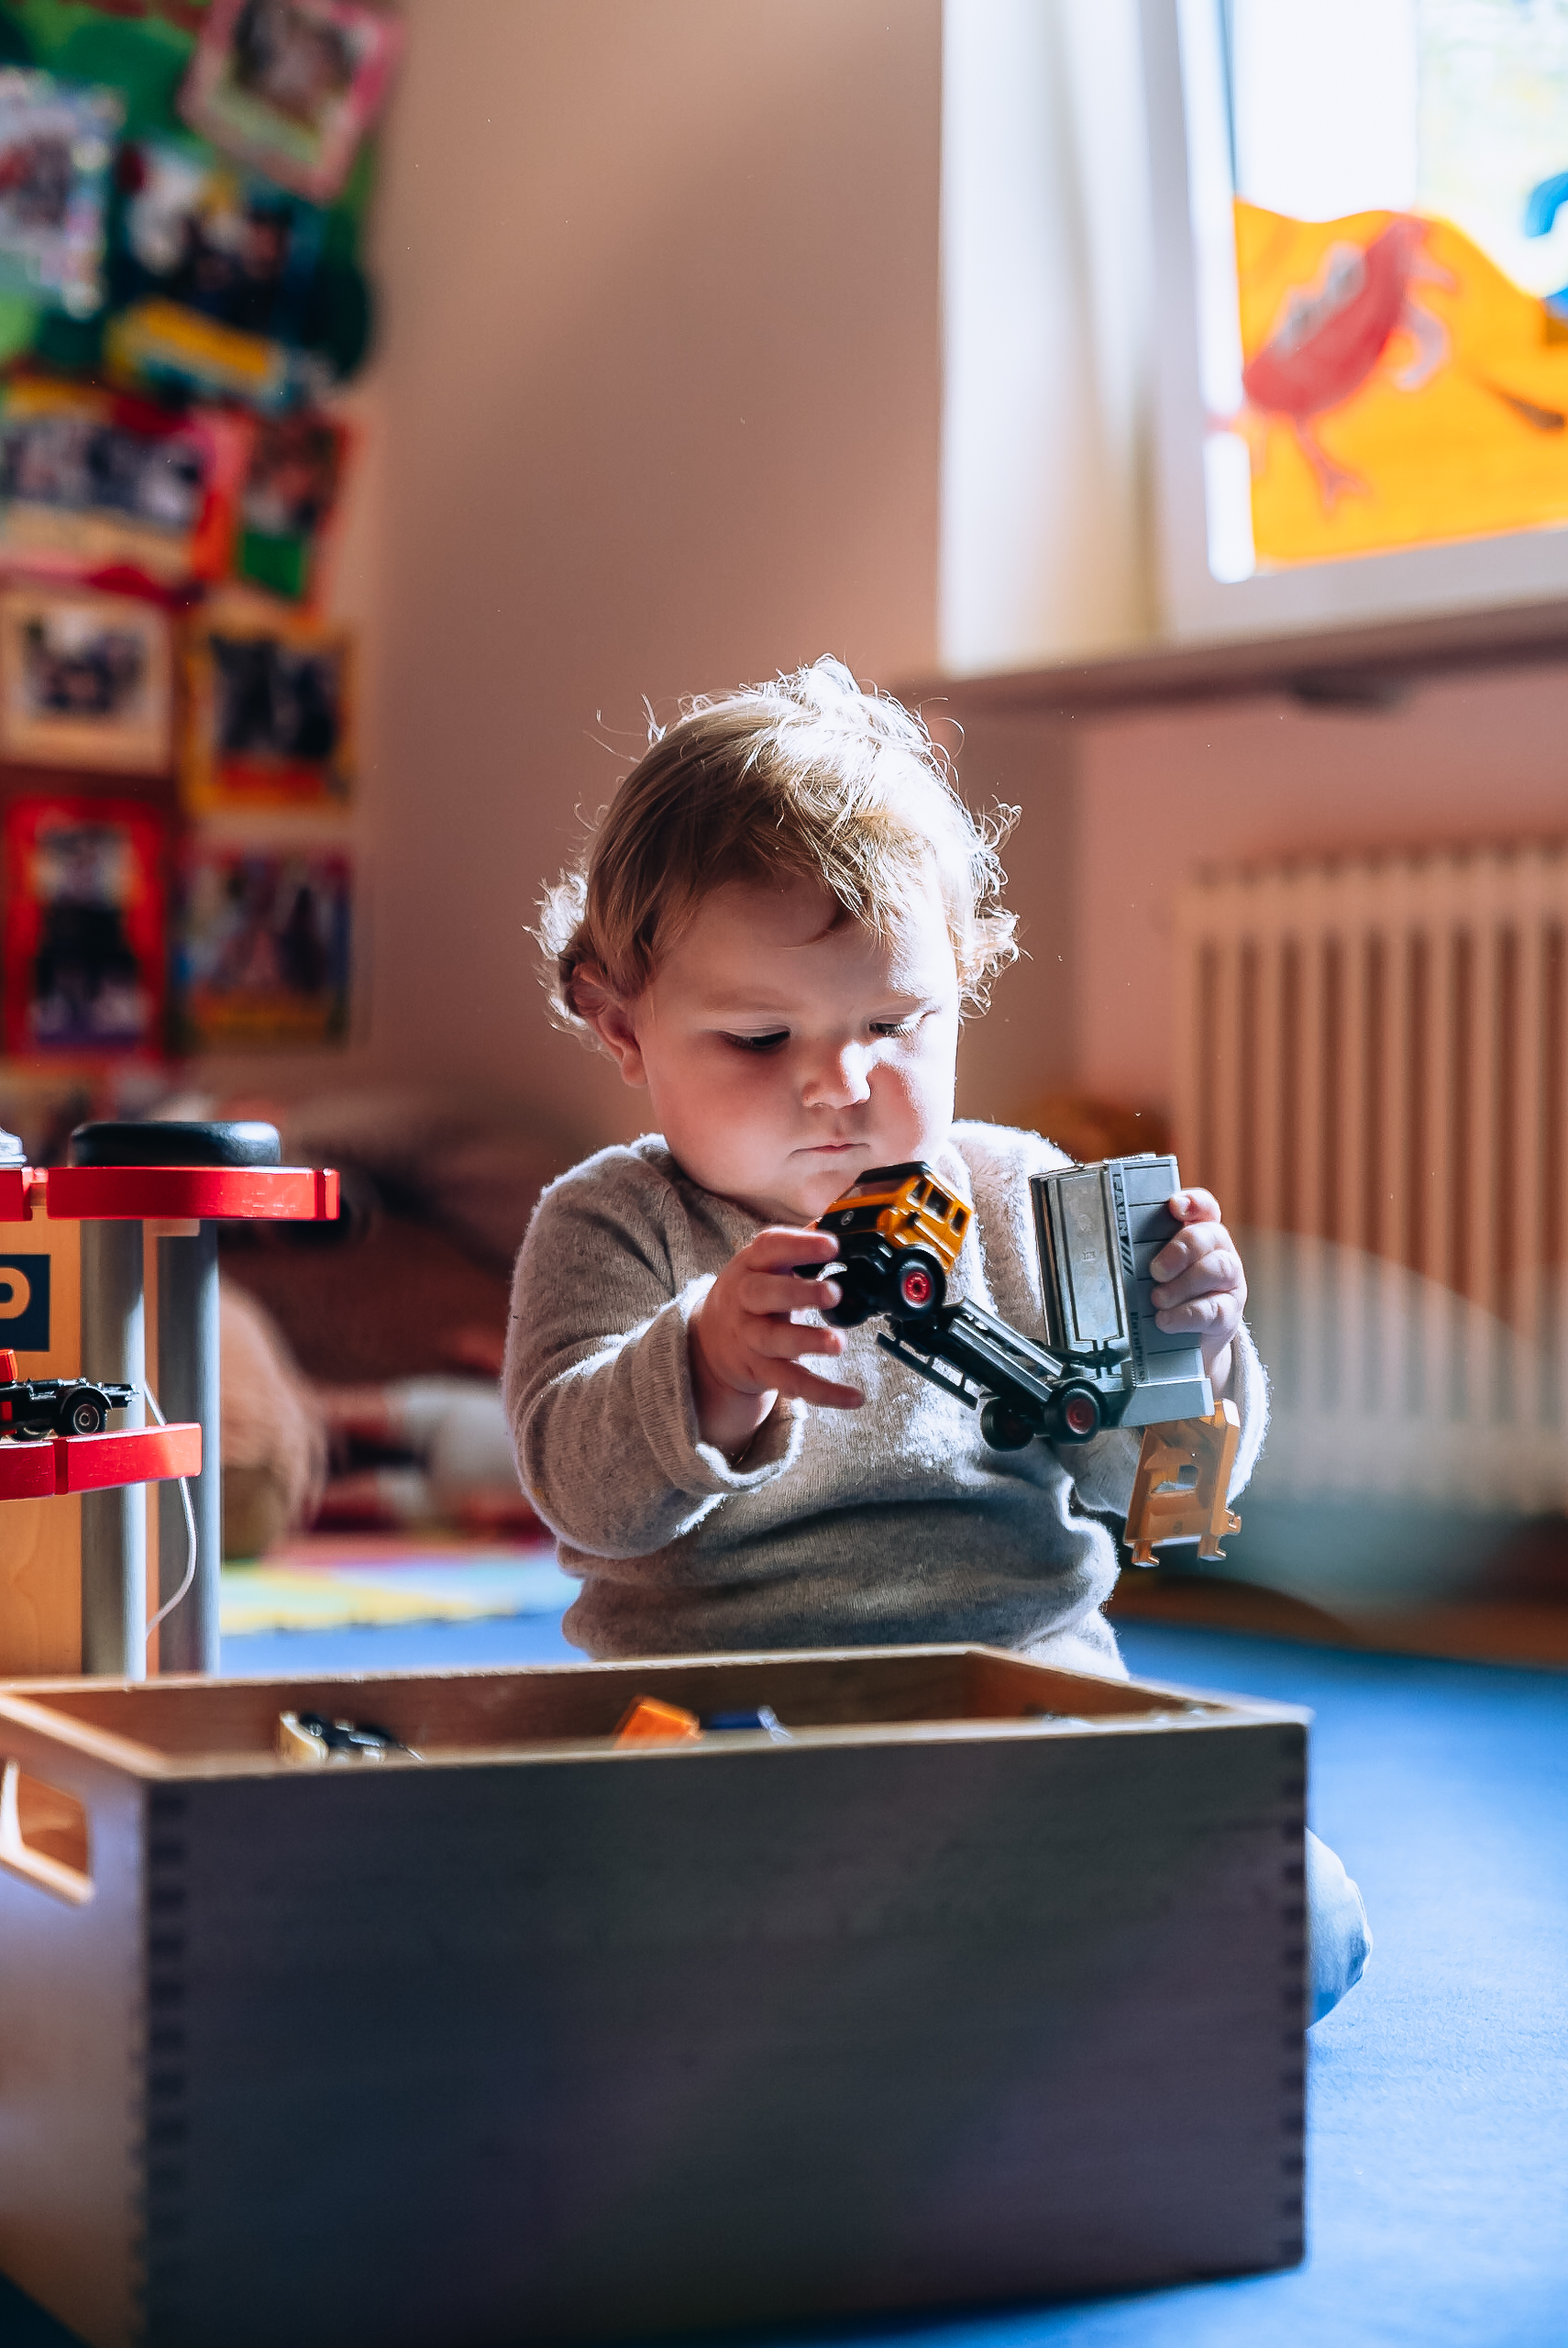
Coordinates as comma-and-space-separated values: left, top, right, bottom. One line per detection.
940, 0, 1155, 672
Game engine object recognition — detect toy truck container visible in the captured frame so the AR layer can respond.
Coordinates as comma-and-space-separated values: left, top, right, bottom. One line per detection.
0, 1651, 1309, 2346
1032, 1154, 1214, 1427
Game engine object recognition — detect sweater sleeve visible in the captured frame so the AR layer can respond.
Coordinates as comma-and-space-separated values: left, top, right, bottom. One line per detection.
503, 1157, 803, 1558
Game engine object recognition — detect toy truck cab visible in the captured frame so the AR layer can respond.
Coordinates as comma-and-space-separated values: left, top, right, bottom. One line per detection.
817, 1163, 972, 1325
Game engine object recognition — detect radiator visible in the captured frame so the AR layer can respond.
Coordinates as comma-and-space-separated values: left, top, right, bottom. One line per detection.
1176, 845, 1568, 1512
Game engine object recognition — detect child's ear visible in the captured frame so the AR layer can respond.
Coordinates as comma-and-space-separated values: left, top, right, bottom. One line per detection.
575, 968, 648, 1087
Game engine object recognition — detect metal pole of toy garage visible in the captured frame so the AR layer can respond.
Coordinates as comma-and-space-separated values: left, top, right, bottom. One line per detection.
42, 1123, 340, 1680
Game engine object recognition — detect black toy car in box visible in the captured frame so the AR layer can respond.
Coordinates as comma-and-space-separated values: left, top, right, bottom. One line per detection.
0, 1346, 134, 1438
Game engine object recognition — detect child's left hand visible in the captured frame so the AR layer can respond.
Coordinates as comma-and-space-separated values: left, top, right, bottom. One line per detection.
1149, 1190, 1247, 1396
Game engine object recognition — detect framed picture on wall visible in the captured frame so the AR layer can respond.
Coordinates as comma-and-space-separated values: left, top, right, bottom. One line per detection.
0, 585, 174, 774
179, 0, 403, 204
113, 135, 326, 341
0, 70, 121, 317
236, 410, 350, 600
182, 606, 354, 813
2, 795, 167, 1058
0, 374, 249, 588
176, 839, 351, 1047
103, 138, 329, 414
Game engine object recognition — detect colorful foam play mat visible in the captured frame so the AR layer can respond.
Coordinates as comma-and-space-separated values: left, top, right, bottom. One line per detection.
219, 1535, 576, 1634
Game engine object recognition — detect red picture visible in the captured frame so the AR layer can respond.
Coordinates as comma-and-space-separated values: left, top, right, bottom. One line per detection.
3, 795, 167, 1058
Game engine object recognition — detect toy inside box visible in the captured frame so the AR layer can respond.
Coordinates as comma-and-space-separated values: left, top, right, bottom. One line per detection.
0, 1646, 1309, 2348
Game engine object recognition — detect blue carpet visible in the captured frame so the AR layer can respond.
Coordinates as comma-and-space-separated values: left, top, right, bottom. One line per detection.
218, 1606, 584, 1674
4, 1621, 1563, 2348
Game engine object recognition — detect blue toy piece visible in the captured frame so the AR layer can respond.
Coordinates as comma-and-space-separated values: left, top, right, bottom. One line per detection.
705, 1706, 791, 1742
1523, 171, 1568, 319
1524, 170, 1568, 241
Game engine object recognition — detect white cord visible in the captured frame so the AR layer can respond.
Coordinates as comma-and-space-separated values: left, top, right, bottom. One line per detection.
142, 1382, 197, 1643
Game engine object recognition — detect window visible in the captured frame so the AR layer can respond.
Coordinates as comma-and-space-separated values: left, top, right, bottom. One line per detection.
1145, 0, 1568, 637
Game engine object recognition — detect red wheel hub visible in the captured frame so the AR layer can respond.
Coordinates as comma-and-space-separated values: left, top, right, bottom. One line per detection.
1064, 1393, 1098, 1435
899, 1265, 933, 1308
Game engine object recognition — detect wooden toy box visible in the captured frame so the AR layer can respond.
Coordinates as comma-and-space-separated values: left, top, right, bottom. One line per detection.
0, 1647, 1310, 2347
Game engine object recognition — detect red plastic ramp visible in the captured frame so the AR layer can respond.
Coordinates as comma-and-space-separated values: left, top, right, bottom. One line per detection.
0, 1423, 201, 1501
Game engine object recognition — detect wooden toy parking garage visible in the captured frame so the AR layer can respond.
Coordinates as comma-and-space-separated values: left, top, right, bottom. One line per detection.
0, 1120, 337, 1679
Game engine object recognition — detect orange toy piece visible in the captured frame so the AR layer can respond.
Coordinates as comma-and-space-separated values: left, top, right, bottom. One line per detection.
613, 1696, 702, 1747
1124, 1402, 1242, 1567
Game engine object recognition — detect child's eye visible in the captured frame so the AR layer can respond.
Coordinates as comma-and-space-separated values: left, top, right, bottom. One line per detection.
723, 1030, 790, 1054
871, 1013, 925, 1039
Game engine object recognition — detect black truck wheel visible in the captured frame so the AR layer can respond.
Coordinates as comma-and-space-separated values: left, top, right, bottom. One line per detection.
822, 1267, 876, 1328
61, 1390, 108, 1436
980, 1399, 1035, 1451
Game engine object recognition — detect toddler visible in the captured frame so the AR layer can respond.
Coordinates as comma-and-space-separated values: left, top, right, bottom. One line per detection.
505, 658, 1369, 2018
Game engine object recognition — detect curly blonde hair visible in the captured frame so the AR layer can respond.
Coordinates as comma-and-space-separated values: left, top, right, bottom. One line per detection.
538, 657, 1017, 1026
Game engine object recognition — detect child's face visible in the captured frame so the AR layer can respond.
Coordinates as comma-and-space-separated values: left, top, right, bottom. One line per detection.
590, 869, 962, 1224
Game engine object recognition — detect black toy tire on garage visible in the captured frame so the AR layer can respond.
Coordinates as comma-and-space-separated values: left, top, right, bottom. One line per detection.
890, 1250, 945, 1319
61, 1390, 109, 1436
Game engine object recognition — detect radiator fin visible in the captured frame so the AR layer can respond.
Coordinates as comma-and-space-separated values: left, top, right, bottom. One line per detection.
1177, 846, 1568, 1501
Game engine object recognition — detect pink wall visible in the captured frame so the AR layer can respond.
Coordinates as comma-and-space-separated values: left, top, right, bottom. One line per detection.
352, 0, 943, 1149
943, 659, 1568, 1128
1077, 663, 1568, 1112
944, 707, 1077, 1129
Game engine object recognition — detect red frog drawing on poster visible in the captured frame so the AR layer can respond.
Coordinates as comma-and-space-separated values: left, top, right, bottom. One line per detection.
1241, 216, 1457, 506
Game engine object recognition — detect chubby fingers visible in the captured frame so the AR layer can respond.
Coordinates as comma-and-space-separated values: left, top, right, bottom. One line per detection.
732, 1226, 845, 1325
738, 1268, 843, 1317
770, 1359, 863, 1411
698, 1226, 862, 1407
1151, 1234, 1245, 1343
727, 1315, 861, 1406
1153, 1289, 1241, 1343
1168, 1187, 1222, 1229
747, 1226, 839, 1272
746, 1309, 848, 1365
1145, 1239, 1239, 1314
1151, 1207, 1242, 1293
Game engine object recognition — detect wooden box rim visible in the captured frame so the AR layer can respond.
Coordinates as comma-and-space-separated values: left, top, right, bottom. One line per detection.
0, 1642, 1309, 1784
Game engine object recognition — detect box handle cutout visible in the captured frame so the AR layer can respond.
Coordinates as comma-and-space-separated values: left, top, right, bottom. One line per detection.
0, 1759, 93, 1904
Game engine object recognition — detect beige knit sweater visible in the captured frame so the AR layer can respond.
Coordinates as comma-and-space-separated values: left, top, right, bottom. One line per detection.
505, 1123, 1267, 1668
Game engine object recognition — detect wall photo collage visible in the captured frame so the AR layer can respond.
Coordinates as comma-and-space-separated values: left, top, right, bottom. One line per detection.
0, 0, 395, 1075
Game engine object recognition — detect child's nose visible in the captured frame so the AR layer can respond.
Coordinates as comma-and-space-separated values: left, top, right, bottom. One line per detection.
802, 1043, 872, 1108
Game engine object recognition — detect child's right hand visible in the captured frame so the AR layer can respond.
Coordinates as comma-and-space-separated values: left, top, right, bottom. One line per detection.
690, 1227, 863, 1456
